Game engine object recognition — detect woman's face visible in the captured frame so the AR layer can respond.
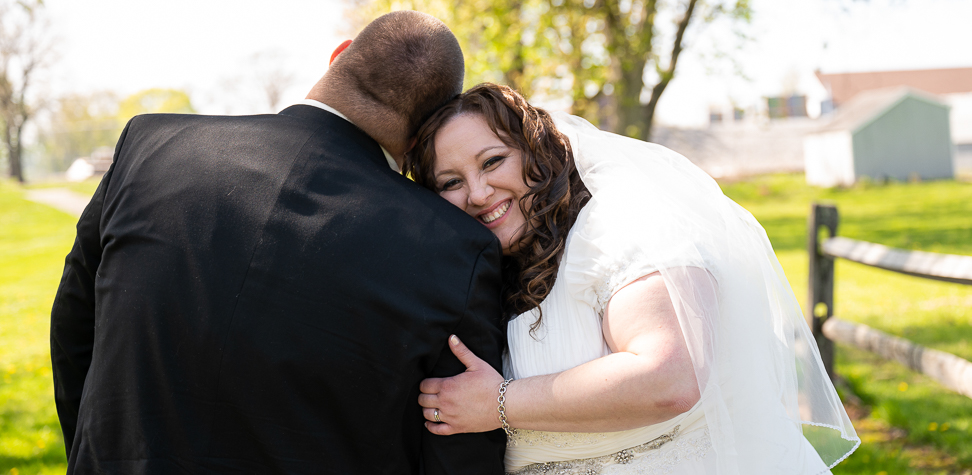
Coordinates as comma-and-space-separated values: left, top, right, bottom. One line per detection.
432, 113, 531, 255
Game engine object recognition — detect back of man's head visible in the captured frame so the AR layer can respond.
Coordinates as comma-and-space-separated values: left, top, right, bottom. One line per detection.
321, 11, 464, 146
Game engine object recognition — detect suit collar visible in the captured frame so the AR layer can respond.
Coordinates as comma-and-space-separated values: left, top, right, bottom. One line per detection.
279, 104, 391, 171
296, 100, 401, 172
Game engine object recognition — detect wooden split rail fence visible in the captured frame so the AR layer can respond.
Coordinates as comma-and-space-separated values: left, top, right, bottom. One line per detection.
807, 203, 972, 399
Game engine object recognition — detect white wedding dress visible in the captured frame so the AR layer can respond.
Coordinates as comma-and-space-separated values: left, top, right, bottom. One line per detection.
501, 114, 860, 475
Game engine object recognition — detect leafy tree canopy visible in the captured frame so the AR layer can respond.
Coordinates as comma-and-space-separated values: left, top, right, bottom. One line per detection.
346, 0, 750, 139
117, 88, 196, 121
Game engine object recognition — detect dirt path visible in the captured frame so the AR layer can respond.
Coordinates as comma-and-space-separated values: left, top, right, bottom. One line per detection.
24, 188, 90, 218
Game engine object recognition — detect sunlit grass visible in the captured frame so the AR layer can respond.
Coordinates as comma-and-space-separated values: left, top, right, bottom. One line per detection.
0, 180, 73, 474
723, 174, 972, 472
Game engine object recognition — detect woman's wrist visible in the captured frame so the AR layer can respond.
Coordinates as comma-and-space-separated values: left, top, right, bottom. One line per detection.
497, 378, 516, 436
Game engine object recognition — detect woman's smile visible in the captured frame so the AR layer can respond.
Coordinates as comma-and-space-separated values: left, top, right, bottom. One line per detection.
478, 199, 512, 226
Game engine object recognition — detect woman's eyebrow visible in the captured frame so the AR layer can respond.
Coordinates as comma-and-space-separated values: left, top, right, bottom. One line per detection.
435, 144, 507, 179
475, 145, 505, 159
434, 169, 454, 179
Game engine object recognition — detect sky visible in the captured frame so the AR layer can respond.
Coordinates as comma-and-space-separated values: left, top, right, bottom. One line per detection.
39, 0, 972, 126
655, 0, 972, 126
43, 0, 351, 115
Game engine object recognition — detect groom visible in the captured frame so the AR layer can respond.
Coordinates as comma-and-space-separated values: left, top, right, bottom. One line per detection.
50, 11, 506, 474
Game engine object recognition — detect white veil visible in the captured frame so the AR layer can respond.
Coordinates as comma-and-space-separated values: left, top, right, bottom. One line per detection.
552, 113, 859, 474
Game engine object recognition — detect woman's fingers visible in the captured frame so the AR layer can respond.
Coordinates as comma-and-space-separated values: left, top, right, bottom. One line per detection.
417, 392, 438, 408
423, 406, 442, 422
419, 377, 443, 394
415, 335, 506, 435
423, 408, 461, 436
449, 334, 485, 370
425, 421, 459, 436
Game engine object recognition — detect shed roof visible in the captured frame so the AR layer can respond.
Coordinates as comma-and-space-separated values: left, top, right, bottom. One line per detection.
816, 67, 972, 105
814, 87, 949, 134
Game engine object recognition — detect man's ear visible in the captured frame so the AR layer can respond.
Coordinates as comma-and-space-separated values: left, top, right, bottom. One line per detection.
329, 40, 353, 65
405, 137, 418, 153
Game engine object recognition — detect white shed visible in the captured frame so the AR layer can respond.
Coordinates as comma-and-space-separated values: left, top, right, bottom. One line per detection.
804, 87, 954, 187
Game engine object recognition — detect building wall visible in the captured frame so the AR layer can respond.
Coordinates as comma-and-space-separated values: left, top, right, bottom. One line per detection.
652, 119, 816, 179
946, 92, 972, 144
852, 97, 954, 181
804, 131, 855, 187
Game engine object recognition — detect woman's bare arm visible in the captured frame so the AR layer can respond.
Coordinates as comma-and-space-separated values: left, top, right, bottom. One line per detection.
418, 272, 700, 434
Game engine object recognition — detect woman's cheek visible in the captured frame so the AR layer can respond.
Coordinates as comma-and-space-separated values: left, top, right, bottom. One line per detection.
441, 190, 468, 212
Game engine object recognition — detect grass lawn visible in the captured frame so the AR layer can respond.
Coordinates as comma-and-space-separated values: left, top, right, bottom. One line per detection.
0, 173, 969, 474
721, 174, 972, 474
0, 180, 75, 474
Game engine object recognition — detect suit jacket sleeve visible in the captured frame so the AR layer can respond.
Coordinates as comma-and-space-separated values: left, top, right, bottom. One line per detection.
50, 120, 130, 452
422, 240, 507, 475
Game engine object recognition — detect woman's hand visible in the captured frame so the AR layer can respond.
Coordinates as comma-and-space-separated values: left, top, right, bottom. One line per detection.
418, 335, 505, 435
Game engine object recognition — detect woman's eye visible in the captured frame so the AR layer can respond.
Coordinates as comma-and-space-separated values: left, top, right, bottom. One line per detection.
439, 178, 461, 192
483, 155, 506, 169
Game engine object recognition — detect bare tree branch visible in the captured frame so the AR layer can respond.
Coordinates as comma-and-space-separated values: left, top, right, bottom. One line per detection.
0, 0, 53, 182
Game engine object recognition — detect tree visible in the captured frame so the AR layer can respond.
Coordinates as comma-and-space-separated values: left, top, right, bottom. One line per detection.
117, 88, 196, 121
37, 91, 121, 172
344, 0, 562, 99
345, 0, 750, 140
250, 50, 296, 112
0, 0, 53, 183
38, 88, 196, 174
210, 51, 298, 115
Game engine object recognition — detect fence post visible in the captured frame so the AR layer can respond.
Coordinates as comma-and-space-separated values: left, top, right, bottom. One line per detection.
808, 203, 839, 381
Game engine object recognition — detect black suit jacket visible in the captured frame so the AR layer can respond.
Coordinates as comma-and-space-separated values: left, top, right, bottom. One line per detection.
50, 105, 507, 474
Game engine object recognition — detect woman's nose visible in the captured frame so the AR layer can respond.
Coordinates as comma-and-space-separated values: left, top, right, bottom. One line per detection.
468, 176, 494, 207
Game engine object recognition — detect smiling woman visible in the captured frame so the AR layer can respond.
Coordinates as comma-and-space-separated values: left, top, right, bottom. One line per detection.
406, 83, 590, 322
431, 113, 533, 252
405, 83, 859, 475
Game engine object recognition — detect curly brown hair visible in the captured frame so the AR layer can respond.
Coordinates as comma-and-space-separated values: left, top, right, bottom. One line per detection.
404, 83, 590, 328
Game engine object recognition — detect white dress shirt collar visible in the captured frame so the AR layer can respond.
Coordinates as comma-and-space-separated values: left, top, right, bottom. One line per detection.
298, 99, 400, 173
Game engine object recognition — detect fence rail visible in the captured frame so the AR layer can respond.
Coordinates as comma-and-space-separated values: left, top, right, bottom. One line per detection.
807, 203, 972, 399
821, 236, 972, 286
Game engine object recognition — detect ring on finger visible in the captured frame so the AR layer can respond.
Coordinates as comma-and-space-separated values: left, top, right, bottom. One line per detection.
433, 408, 442, 423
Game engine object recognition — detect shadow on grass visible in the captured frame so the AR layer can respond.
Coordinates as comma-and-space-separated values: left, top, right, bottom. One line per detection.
0, 452, 68, 474
831, 442, 918, 475
837, 345, 972, 470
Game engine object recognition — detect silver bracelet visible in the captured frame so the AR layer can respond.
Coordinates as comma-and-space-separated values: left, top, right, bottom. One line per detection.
497, 378, 516, 437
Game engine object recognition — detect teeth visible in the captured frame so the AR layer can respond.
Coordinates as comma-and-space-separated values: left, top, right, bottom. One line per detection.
482, 201, 511, 223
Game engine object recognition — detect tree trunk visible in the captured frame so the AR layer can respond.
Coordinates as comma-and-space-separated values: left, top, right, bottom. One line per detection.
9, 148, 23, 183
503, 43, 526, 94
602, 0, 656, 137
499, 0, 528, 95
642, 0, 697, 142
4, 121, 23, 183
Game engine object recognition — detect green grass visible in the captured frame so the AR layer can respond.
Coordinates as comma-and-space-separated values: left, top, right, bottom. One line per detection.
722, 174, 972, 474
0, 180, 75, 474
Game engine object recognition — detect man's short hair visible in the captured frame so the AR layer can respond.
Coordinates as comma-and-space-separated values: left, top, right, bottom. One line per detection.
335, 11, 464, 138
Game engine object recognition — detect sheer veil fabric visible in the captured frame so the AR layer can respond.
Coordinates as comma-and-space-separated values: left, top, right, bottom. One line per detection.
511, 113, 859, 474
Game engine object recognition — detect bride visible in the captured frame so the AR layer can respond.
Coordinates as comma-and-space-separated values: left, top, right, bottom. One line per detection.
406, 83, 859, 474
